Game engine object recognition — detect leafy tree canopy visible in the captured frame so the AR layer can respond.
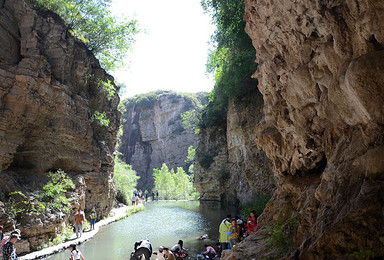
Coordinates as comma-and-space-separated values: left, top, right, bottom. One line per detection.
33, 0, 139, 71
199, 0, 259, 128
114, 157, 140, 204
153, 163, 199, 200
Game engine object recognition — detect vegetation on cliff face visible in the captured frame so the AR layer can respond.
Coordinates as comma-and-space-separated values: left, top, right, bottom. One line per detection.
32, 0, 139, 71
200, 0, 259, 128
5, 170, 75, 222
121, 90, 207, 111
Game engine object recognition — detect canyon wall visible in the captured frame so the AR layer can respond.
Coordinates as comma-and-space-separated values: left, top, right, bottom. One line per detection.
0, 0, 119, 253
118, 91, 205, 189
194, 93, 276, 206
223, 0, 384, 259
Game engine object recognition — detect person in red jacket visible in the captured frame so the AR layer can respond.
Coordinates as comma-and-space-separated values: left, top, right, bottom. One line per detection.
246, 210, 257, 235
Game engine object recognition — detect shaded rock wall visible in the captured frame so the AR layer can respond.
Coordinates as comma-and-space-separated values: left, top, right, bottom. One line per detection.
0, 0, 119, 253
118, 91, 205, 189
194, 94, 276, 206
223, 0, 384, 259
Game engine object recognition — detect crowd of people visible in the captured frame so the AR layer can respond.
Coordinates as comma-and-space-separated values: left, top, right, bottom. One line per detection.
1, 205, 257, 260
130, 210, 258, 260
132, 190, 159, 206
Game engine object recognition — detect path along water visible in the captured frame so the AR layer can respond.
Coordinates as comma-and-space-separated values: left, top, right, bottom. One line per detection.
44, 201, 239, 260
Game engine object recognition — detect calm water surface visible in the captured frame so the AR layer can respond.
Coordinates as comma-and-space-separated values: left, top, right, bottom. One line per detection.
45, 201, 239, 260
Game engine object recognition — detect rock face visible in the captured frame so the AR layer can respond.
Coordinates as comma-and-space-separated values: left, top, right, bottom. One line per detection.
118, 91, 205, 189
223, 0, 384, 259
0, 0, 119, 253
194, 93, 276, 206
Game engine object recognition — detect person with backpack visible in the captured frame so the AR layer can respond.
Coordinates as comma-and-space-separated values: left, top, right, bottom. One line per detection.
68, 244, 85, 260
2, 233, 19, 260
74, 209, 85, 238
89, 208, 97, 230
0, 229, 21, 259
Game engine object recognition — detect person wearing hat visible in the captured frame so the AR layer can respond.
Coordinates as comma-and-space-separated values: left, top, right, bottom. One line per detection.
153, 246, 166, 260
68, 244, 85, 260
163, 247, 176, 260
0, 229, 21, 259
2, 234, 19, 260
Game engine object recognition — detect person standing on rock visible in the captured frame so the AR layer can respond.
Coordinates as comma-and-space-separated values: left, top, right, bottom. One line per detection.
229, 218, 240, 248
218, 214, 231, 253
152, 191, 155, 201
74, 209, 85, 238
246, 210, 257, 235
89, 207, 97, 230
144, 190, 148, 202
156, 190, 159, 201
2, 233, 19, 260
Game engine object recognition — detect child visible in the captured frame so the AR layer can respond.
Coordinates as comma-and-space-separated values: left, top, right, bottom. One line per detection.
68, 244, 85, 260
229, 218, 240, 248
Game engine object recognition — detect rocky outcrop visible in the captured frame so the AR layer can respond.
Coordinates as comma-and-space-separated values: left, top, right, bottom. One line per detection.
0, 0, 119, 253
194, 93, 276, 206
118, 91, 205, 189
223, 0, 384, 259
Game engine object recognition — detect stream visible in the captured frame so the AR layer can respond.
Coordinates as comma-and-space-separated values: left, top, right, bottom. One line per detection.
44, 201, 239, 260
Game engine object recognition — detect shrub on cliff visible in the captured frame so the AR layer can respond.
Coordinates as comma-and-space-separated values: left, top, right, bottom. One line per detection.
32, 0, 139, 71
5, 170, 75, 221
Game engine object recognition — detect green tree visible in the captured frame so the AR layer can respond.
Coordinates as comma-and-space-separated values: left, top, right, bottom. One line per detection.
114, 158, 140, 204
199, 0, 259, 127
153, 164, 175, 200
32, 0, 139, 71
153, 164, 199, 200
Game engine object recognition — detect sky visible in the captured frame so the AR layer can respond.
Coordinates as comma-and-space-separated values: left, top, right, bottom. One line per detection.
110, 0, 216, 99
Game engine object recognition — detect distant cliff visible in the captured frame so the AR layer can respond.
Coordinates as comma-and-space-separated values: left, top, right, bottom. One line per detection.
0, 0, 119, 253
194, 91, 276, 206
118, 91, 206, 189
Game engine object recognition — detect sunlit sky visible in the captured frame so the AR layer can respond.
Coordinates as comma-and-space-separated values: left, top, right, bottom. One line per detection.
110, 0, 216, 99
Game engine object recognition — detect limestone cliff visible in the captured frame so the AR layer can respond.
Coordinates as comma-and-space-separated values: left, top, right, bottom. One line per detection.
118, 91, 206, 189
194, 92, 276, 206
0, 0, 119, 253
223, 0, 384, 259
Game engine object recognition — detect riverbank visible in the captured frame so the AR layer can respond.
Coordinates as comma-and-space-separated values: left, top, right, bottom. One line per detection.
20, 205, 145, 260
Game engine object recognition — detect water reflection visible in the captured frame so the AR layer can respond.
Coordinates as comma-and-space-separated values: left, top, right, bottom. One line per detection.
44, 201, 239, 260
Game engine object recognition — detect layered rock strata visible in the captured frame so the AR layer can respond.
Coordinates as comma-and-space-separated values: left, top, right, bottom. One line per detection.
223, 0, 384, 259
118, 91, 205, 189
194, 94, 276, 206
0, 0, 119, 253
